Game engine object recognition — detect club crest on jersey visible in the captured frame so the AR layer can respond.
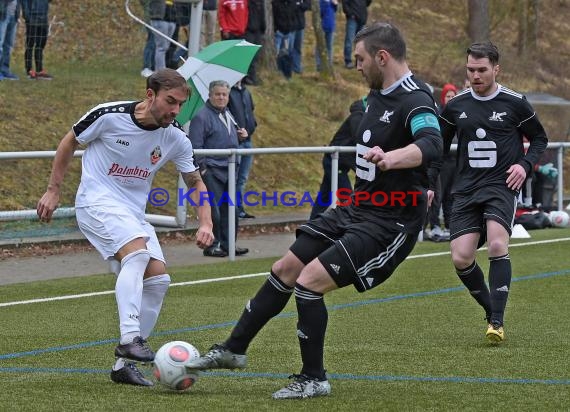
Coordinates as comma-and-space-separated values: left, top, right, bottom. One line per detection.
379, 110, 394, 123
150, 146, 162, 165
489, 111, 507, 122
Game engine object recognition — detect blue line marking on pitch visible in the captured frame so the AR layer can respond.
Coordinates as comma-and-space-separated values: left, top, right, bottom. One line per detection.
1, 267, 570, 369
1, 366, 570, 386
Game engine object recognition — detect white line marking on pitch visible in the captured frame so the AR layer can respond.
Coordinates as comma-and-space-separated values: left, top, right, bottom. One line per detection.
2, 237, 569, 308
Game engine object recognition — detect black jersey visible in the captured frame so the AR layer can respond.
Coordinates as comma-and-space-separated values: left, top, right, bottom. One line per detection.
352, 73, 442, 233
439, 85, 548, 194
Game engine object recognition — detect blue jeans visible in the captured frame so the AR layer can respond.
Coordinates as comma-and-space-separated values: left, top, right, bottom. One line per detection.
236, 139, 253, 214
315, 30, 334, 70
343, 17, 364, 65
0, 10, 17, 75
143, 28, 155, 70
150, 20, 176, 70
0, 13, 8, 74
274, 30, 293, 53
290, 29, 304, 73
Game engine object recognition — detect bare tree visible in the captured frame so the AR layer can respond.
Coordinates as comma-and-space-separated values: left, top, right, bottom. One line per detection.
467, 0, 490, 42
259, 0, 276, 70
517, 0, 540, 55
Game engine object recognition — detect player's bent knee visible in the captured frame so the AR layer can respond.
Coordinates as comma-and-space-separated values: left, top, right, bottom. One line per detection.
451, 252, 475, 270
271, 253, 303, 286
121, 249, 151, 268
145, 258, 167, 278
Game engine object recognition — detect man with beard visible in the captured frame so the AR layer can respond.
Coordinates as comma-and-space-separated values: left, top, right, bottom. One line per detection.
185, 22, 442, 400
37, 68, 214, 387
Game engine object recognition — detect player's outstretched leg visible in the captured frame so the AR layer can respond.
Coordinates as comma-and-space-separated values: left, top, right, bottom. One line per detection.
185, 343, 247, 370
186, 271, 293, 371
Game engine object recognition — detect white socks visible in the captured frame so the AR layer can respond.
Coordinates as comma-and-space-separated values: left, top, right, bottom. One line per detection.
139, 274, 171, 339
115, 250, 150, 344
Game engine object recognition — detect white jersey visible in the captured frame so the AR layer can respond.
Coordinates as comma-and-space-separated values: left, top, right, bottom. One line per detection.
73, 101, 197, 217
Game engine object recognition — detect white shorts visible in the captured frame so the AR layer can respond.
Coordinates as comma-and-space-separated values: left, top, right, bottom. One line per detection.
76, 205, 165, 263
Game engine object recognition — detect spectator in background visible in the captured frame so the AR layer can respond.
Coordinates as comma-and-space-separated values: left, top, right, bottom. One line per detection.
426, 83, 458, 241
272, 0, 295, 51
166, 0, 191, 69
201, 0, 218, 49
218, 0, 248, 40
315, 0, 337, 71
272, 0, 296, 79
21, 0, 52, 79
140, 0, 155, 78
0, 0, 20, 80
189, 80, 250, 258
244, 0, 265, 85
150, 0, 177, 71
228, 78, 258, 219
310, 96, 366, 220
290, 0, 311, 74
342, 0, 371, 69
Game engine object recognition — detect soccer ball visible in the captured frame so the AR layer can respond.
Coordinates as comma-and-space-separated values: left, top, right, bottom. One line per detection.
152, 341, 200, 391
548, 211, 570, 228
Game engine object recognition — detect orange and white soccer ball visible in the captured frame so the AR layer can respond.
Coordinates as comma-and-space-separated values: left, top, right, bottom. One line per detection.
152, 341, 200, 391
548, 211, 570, 228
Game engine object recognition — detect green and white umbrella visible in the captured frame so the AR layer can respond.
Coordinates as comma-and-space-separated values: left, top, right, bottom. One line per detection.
176, 40, 261, 124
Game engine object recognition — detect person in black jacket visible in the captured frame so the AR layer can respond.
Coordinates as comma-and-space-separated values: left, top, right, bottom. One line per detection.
342, 0, 371, 68
228, 79, 258, 219
244, 0, 266, 85
290, 0, 311, 73
310, 97, 365, 219
272, 0, 297, 78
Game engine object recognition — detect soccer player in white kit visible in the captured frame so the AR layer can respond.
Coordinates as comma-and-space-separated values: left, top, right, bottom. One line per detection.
37, 68, 214, 386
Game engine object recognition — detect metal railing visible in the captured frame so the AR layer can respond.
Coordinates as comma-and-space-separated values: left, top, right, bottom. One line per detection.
1, 143, 568, 259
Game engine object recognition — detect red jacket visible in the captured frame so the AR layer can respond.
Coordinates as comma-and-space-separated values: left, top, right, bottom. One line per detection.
218, 0, 249, 37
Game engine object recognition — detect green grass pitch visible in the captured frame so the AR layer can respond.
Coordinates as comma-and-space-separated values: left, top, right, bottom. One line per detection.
1, 228, 570, 411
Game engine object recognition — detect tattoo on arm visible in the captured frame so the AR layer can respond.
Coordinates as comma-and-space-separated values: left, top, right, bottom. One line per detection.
182, 170, 203, 189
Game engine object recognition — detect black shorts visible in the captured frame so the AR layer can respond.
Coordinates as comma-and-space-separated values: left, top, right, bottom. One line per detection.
449, 185, 518, 241
290, 206, 418, 293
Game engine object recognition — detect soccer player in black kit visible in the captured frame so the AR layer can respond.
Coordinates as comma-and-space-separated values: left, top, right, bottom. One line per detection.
438, 42, 547, 343
185, 22, 443, 399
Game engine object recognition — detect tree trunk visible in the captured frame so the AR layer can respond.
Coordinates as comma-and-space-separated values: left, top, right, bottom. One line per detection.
528, 0, 539, 50
517, 0, 540, 56
259, 0, 276, 70
467, 0, 490, 43
518, 0, 528, 55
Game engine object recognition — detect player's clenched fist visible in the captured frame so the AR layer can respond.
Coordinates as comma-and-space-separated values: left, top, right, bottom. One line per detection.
363, 146, 391, 171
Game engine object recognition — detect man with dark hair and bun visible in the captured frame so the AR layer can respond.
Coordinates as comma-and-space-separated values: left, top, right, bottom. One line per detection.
437, 42, 547, 344
185, 22, 443, 400
37, 68, 214, 387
